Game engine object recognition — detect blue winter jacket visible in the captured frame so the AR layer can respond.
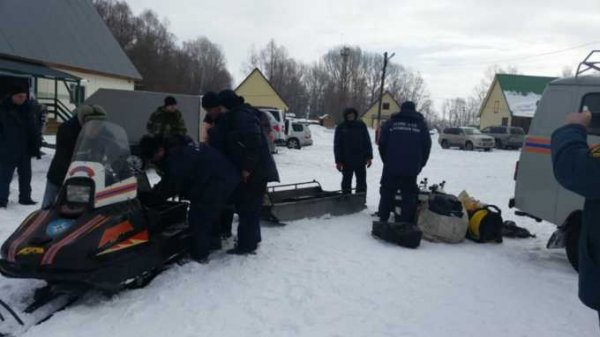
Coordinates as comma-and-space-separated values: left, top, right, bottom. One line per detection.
208, 104, 279, 183
0, 98, 41, 164
552, 124, 600, 311
334, 118, 373, 168
153, 144, 241, 205
378, 109, 432, 176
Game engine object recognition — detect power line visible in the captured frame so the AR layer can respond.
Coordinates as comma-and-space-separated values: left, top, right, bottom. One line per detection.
437, 40, 600, 68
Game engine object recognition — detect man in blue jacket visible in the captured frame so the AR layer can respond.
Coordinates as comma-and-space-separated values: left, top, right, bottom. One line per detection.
377, 101, 431, 223
139, 134, 241, 263
211, 90, 279, 255
552, 109, 600, 323
0, 85, 42, 208
334, 107, 373, 194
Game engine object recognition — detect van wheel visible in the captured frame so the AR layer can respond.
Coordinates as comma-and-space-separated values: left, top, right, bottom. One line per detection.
287, 138, 301, 149
565, 214, 582, 272
495, 139, 504, 149
441, 140, 450, 149
465, 142, 474, 151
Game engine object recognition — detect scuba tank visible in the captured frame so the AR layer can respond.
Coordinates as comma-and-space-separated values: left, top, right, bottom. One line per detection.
467, 205, 503, 243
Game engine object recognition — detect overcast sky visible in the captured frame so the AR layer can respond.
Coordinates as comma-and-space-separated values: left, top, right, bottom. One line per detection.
126, 0, 600, 110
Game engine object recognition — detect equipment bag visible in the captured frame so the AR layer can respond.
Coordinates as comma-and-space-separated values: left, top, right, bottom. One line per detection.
467, 205, 503, 243
417, 193, 469, 243
372, 221, 422, 249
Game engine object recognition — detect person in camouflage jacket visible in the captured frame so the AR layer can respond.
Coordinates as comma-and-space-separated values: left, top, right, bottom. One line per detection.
146, 96, 188, 137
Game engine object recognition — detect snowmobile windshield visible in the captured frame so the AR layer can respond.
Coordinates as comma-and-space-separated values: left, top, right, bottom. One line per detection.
72, 121, 133, 186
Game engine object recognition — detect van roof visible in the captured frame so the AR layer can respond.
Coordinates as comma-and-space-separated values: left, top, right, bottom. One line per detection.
550, 76, 600, 87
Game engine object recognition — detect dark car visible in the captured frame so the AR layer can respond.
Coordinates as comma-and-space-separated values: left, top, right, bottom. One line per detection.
481, 126, 526, 149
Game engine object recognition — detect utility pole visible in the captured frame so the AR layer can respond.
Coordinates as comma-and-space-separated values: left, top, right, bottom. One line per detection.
376, 51, 395, 128
339, 46, 350, 123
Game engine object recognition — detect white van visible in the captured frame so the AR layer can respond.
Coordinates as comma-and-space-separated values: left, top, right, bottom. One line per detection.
511, 52, 600, 270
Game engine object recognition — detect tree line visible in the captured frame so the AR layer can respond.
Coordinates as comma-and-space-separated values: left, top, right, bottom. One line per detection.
93, 0, 433, 122
93, 0, 232, 94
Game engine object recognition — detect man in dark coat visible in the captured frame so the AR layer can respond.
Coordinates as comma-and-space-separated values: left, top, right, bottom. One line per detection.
0, 85, 42, 208
202, 92, 234, 239
146, 96, 188, 138
377, 101, 431, 223
139, 134, 241, 263
42, 105, 107, 209
552, 109, 600, 323
334, 107, 373, 194
212, 90, 280, 255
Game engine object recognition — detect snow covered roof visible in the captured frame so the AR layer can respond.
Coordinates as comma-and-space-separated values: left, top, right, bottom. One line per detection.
496, 74, 557, 118
503, 91, 542, 118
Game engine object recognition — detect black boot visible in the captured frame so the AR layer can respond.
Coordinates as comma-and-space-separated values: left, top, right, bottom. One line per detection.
226, 245, 257, 256
19, 199, 37, 206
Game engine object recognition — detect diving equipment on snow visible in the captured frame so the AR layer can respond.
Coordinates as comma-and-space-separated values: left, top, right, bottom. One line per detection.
467, 205, 504, 243
372, 221, 422, 249
417, 192, 469, 243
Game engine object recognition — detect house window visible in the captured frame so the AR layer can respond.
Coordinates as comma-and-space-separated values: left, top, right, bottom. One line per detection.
382, 102, 390, 110
501, 118, 509, 126
493, 100, 500, 113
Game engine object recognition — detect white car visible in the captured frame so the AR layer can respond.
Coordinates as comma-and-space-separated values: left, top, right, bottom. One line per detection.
259, 107, 286, 145
284, 120, 313, 149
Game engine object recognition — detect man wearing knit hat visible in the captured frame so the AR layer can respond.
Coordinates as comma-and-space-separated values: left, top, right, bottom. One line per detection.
0, 84, 42, 208
41, 104, 107, 209
146, 96, 188, 138
201, 92, 222, 143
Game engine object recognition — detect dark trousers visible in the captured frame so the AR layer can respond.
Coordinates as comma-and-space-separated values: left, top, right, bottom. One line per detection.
188, 203, 220, 260
341, 165, 367, 194
235, 179, 267, 251
378, 174, 418, 223
0, 156, 32, 204
217, 206, 234, 237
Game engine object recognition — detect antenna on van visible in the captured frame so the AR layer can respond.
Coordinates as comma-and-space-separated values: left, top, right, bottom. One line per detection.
576, 50, 600, 78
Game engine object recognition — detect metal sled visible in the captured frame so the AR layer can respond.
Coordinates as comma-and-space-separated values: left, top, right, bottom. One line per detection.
262, 181, 366, 224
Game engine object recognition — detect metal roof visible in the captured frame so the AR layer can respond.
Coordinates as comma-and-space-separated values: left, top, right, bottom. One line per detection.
0, 0, 141, 80
496, 74, 557, 95
550, 76, 600, 87
0, 58, 80, 81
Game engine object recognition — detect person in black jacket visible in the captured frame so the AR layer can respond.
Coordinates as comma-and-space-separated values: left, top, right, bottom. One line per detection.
377, 101, 432, 223
213, 90, 280, 255
139, 135, 241, 263
334, 107, 373, 194
41, 105, 107, 209
0, 85, 42, 208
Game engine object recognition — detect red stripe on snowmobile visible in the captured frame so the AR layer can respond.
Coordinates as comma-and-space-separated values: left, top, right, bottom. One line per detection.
8, 211, 50, 263
95, 183, 137, 201
42, 215, 109, 265
69, 166, 95, 178
96, 230, 149, 256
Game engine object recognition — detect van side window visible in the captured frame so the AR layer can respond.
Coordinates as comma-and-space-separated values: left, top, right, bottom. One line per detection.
582, 94, 600, 135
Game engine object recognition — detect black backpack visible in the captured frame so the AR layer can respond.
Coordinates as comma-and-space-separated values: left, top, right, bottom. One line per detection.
467, 205, 503, 243
372, 221, 422, 249
428, 193, 464, 218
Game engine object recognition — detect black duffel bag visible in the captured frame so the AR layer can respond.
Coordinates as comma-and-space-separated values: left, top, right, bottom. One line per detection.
372, 221, 422, 249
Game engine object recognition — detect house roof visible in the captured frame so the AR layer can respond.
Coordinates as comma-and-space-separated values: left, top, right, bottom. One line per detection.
234, 68, 289, 110
0, 0, 141, 80
480, 74, 557, 119
361, 91, 401, 118
0, 58, 80, 82
496, 74, 557, 95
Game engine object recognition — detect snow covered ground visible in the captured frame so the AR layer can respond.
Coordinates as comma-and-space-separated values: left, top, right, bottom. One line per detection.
0, 126, 597, 336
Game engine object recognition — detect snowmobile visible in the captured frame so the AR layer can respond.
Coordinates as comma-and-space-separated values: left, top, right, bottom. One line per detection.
0, 121, 190, 296
262, 181, 367, 225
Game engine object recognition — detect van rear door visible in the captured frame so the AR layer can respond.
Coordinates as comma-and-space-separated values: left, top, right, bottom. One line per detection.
515, 87, 574, 224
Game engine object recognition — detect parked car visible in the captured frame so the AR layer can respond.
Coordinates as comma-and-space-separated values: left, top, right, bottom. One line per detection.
284, 119, 313, 149
481, 126, 526, 149
260, 110, 278, 154
510, 64, 600, 270
259, 107, 286, 145
438, 127, 495, 151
